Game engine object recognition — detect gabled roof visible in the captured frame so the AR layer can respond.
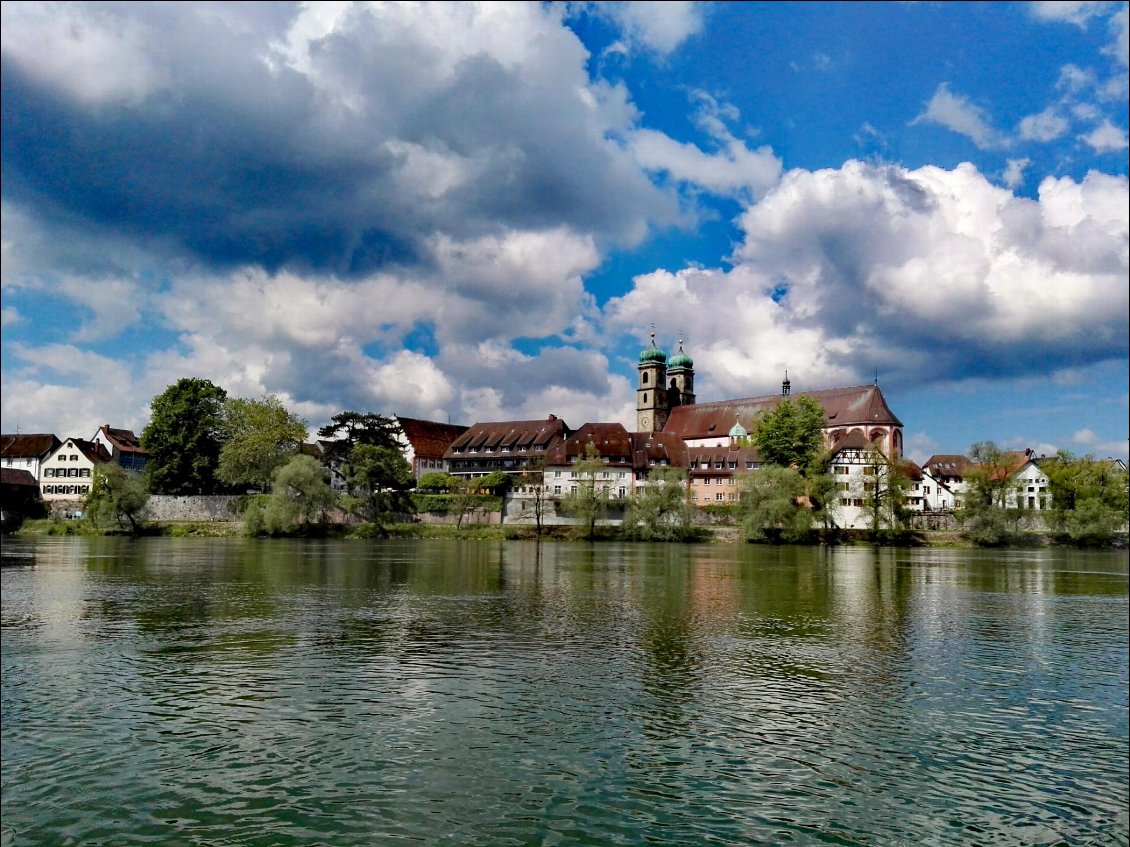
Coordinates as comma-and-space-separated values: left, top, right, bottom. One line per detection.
547, 423, 633, 466
395, 417, 469, 460
829, 430, 873, 452
663, 384, 902, 439
1, 433, 62, 460
54, 438, 113, 465
445, 416, 568, 458
96, 426, 148, 454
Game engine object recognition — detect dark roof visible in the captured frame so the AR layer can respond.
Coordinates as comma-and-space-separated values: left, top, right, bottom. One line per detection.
829, 430, 873, 452
57, 438, 113, 465
629, 431, 689, 470
97, 426, 147, 454
1, 433, 62, 459
396, 417, 469, 460
923, 454, 975, 477
445, 416, 568, 459
547, 423, 633, 465
686, 445, 761, 474
664, 384, 902, 440
1, 468, 39, 487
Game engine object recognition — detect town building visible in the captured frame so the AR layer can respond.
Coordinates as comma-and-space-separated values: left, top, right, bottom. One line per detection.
444, 415, 569, 479
394, 416, 468, 482
1, 433, 62, 480
91, 425, 150, 472
39, 437, 112, 503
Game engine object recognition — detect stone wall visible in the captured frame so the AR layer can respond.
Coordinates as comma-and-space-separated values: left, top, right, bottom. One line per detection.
141, 495, 243, 522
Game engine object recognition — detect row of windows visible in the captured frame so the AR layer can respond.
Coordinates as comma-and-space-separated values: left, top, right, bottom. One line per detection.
56, 454, 81, 462
43, 467, 91, 478
695, 477, 735, 485
43, 484, 90, 495
453, 445, 546, 454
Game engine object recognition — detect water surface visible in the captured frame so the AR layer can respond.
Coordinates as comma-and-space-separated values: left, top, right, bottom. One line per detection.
2, 538, 1127, 846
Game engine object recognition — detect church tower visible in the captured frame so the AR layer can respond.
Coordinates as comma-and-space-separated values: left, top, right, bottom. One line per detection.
666, 338, 696, 409
637, 332, 668, 433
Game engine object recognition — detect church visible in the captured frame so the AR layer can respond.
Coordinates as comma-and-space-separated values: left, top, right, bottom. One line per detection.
634, 334, 904, 460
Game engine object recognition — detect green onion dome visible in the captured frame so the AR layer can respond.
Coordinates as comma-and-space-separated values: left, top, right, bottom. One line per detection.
728, 420, 748, 438
667, 339, 693, 370
639, 340, 667, 364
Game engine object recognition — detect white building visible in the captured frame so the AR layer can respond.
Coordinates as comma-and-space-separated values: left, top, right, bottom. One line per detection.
40, 438, 112, 503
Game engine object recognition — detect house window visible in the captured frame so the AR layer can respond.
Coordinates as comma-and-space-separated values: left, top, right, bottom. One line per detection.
716, 493, 724, 502
728, 462, 737, 470
746, 462, 754, 469
554, 485, 561, 494
59, 455, 67, 462
554, 471, 561, 478
80, 468, 91, 478
835, 466, 848, 474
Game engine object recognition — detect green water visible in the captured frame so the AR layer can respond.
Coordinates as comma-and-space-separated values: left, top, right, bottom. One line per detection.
2, 537, 1127, 847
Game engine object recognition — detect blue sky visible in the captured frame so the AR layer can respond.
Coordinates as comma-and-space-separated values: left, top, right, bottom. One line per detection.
2, 1, 1127, 464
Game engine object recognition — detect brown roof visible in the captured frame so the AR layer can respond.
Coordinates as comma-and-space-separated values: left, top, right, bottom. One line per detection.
686, 445, 761, 475
923, 454, 975, 478
1, 468, 39, 487
629, 431, 689, 470
445, 416, 568, 459
98, 426, 147, 454
1, 433, 62, 459
396, 417, 469, 460
664, 384, 902, 440
829, 430, 873, 452
547, 423, 633, 466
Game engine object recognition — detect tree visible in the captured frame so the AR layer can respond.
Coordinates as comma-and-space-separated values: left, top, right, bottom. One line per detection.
338, 444, 414, 527
85, 464, 150, 533
1045, 452, 1129, 545
752, 395, 827, 475
244, 454, 335, 536
957, 441, 1024, 545
417, 471, 459, 492
217, 395, 308, 491
738, 465, 817, 542
516, 456, 548, 538
855, 445, 911, 533
142, 378, 228, 494
622, 466, 695, 541
562, 443, 609, 540
317, 412, 403, 462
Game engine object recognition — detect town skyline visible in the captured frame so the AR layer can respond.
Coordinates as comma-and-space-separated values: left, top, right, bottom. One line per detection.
2, 2, 1127, 464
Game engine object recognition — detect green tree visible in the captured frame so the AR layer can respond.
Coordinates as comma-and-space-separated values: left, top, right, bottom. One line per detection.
417, 471, 459, 491
1045, 452, 1129, 545
562, 443, 609, 540
957, 441, 1024, 545
738, 465, 817, 542
752, 395, 827, 475
142, 378, 228, 494
85, 464, 150, 533
217, 395, 308, 491
317, 412, 402, 463
338, 444, 414, 528
622, 466, 695, 541
244, 454, 335, 536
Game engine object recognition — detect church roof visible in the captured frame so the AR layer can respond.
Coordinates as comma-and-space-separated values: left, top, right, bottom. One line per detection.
395, 416, 469, 460
663, 384, 903, 439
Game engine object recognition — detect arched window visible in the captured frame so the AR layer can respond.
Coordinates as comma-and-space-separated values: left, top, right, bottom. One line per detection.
643, 393, 648, 403
643, 372, 649, 385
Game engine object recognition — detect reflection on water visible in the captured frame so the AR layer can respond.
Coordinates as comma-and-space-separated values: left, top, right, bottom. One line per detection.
2, 537, 1127, 847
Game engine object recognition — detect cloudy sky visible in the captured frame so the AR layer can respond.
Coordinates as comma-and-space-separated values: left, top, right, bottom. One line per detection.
2, 0, 1127, 463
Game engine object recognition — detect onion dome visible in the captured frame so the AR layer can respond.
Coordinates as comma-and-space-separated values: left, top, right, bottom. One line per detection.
728, 419, 748, 439
668, 339, 693, 370
639, 332, 667, 364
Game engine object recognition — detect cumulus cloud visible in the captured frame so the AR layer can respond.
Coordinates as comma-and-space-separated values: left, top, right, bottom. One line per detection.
1003, 158, 1032, 189
1029, 1, 1109, 27
605, 161, 1129, 399
1080, 119, 1130, 151
581, 1, 705, 56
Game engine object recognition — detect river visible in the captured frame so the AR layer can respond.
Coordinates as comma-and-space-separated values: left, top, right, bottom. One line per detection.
2, 537, 1127, 846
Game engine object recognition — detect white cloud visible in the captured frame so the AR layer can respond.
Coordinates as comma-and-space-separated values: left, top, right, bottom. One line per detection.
1017, 107, 1070, 141
589, 1, 705, 55
911, 83, 1007, 150
1, 307, 22, 328
1003, 158, 1031, 189
1080, 119, 1129, 151
1029, 2, 1108, 27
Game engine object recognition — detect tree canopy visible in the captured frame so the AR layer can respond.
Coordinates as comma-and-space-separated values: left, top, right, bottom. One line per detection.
752, 396, 827, 475
85, 465, 149, 533
142, 378, 228, 494
622, 466, 695, 541
316, 412, 403, 463
244, 454, 335, 536
217, 395, 308, 491
338, 444, 414, 526
738, 465, 820, 542
562, 443, 609, 540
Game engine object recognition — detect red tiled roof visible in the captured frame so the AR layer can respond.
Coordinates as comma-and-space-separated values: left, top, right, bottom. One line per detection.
686, 445, 761, 475
98, 426, 147, 454
1, 433, 62, 459
629, 431, 689, 470
547, 423, 633, 465
923, 454, 975, 477
445, 416, 568, 459
829, 430, 873, 452
396, 417, 469, 460
664, 385, 902, 440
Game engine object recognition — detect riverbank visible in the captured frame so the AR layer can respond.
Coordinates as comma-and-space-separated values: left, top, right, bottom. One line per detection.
9, 517, 1127, 548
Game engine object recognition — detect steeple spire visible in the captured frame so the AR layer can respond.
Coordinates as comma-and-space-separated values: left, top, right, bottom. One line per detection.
782, 370, 791, 396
